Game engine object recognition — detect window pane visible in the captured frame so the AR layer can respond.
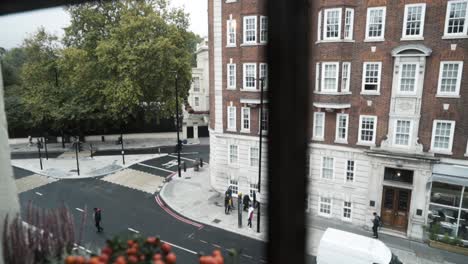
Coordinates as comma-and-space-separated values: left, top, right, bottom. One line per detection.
395, 120, 411, 145
400, 64, 417, 92
448, 2, 467, 34
463, 188, 468, 209
434, 122, 452, 149
368, 9, 384, 37
260, 17, 268, 42
326, 10, 340, 38
244, 17, 256, 42
360, 117, 375, 142
440, 63, 459, 93
364, 63, 380, 91
428, 204, 460, 238
323, 64, 337, 91
405, 6, 423, 36
431, 182, 463, 207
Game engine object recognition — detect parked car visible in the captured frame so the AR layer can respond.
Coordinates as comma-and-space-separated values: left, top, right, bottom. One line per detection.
317, 228, 402, 264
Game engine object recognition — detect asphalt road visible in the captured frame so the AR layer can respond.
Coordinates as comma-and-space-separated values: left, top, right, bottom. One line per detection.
15, 166, 265, 264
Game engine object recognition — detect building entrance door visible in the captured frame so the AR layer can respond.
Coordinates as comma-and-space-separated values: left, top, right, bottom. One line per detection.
381, 186, 411, 232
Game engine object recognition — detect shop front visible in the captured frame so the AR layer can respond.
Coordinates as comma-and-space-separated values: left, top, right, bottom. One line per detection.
428, 164, 468, 243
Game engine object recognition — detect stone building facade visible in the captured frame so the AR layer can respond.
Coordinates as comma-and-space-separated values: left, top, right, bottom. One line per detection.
183, 38, 210, 139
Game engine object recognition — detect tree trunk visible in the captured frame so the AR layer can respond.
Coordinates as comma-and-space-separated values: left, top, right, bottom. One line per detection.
0, 61, 20, 264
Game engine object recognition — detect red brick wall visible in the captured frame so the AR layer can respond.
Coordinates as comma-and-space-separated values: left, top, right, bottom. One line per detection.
311, 0, 468, 159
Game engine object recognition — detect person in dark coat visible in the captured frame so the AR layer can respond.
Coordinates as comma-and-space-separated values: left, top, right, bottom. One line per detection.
243, 194, 251, 211
224, 194, 230, 214
94, 208, 104, 233
372, 212, 380, 238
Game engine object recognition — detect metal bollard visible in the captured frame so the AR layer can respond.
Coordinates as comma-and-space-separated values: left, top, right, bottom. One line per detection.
183, 161, 187, 172
200, 158, 203, 167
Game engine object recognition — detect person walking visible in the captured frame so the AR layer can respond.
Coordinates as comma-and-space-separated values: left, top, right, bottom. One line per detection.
247, 205, 254, 228
94, 208, 104, 233
372, 212, 380, 238
228, 195, 233, 213
224, 194, 230, 214
243, 194, 250, 211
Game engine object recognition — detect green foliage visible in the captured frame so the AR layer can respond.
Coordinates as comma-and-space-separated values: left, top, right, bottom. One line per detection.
427, 223, 441, 241
15, 0, 196, 133
442, 233, 451, 244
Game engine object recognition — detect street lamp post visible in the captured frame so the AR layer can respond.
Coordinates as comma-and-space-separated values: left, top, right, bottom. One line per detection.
257, 77, 265, 233
75, 138, 80, 176
120, 131, 125, 165
174, 71, 181, 178
43, 136, 48, 160
37, 138, 43, 170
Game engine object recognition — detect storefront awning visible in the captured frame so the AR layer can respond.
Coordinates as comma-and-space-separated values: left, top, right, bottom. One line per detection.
430, 164, 468, 187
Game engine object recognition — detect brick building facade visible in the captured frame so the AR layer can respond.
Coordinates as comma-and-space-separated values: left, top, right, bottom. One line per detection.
209, 0, 468, 241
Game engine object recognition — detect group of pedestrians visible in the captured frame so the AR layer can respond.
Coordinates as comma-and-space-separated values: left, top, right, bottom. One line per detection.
224, 187, 256, 228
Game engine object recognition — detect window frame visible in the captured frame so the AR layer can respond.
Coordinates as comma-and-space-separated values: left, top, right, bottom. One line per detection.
229, 177, 239, 194
241, 107, 251, 132
243, 63, 257, 90
315, 62, 320, 91
243, 15, 257, 44
227, 18, 237, 46
444, 0, 468, 38
321, 62, 339, 93
398, 62, 419, 95
249, 146, 259, 167
358, 115, 377, 146
341, 62, 351, 92
321, 156, 334, 180
313, 112, 325, 141
227, 106, 237, 131
342, 200, 352, 222
227, 63, 236, 89
437, 61, 464, 97
393, 119, 413, 147
260, 106, 269, 133
335, 113, 349, 143
259, 63, 268, 90
430, 120, 456, 154
318, 195, 333, 217
344, 8, 354, 40
365, 6, 386, 41
194, 96, 200, 107
193, 77, 200, 92
317, 10, 322, 41
323, 8, 342, 41
345, 160, 355, 183
228, 144, 239, 164
402, 3, 426, 40
260, 16, 268, 43
361, 62, 382, 95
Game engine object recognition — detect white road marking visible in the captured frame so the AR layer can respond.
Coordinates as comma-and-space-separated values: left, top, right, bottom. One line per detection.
188, 232, 195, 239
161, 239, 197, 255
35, 192, 43, 196
169, 152, 199, 155
75, 208, 84, 212
162, 159, 179, 168
168, 155, 199, 162
200, 240, 208, 244
242, 254, 253, 259
212, 244, 221, 248
128, 227, 140, 234
138, 163, 174, 173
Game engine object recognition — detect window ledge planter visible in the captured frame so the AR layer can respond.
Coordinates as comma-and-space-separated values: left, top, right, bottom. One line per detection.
428, 240, 468, 256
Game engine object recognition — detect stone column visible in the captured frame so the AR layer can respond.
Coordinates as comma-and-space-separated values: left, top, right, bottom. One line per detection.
0, 62, 20, 264
193, 123, 199, 139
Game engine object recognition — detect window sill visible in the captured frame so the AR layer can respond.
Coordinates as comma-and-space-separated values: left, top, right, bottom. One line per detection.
357, 141, 375, 147
442, 35, 468, 40
342, 218, 352, 223
318, 213, 332, 218
225, 0, 237, 3
226, 128, 237, 132
364, 38, 385, 42
226, 87, 236, 90
436, 94, 460, 98
226, 44, 237, 48
240, 43, 266, 47
400, 36, 424, 41
315, 39, 355, 44
360, 91, 380, 96
312, 137, 324, 141
240, 129, 251, 134
314, 91, 351, 95
259, 41, 268, 45
430, 149, 453, 155
241, 88, 259, 92
464, 153, 468, 157
334, 140, 348, 144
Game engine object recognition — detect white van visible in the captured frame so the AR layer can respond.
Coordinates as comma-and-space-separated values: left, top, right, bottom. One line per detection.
316, 228, 403, 264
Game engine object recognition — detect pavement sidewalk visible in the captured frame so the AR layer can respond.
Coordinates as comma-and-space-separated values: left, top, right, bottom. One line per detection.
11, 154, 164, 179
9, 136, 205, 153
159, 165, 467, 264
159, 165, 268, 241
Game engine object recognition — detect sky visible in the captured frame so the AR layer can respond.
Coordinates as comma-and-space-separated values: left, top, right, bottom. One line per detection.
0, 0, 208, 50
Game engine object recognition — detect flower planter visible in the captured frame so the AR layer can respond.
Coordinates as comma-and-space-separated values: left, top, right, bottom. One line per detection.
429, 240, 468, 256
